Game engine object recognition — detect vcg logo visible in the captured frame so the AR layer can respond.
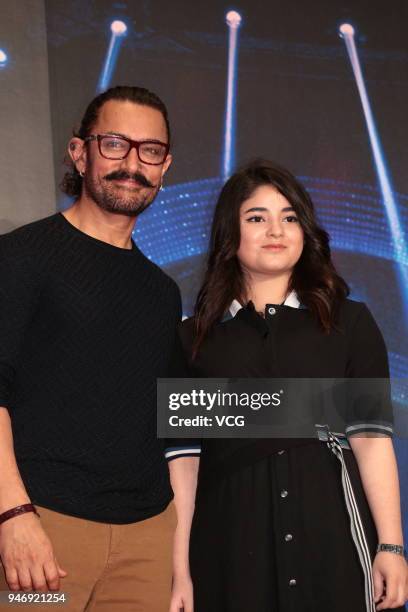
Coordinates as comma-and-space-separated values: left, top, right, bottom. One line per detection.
215, 415, 245, 427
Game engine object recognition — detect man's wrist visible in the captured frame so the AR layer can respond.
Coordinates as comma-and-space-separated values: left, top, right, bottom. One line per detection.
0, 494, 31, 514
0, 503, 40, 526
172, 561, 191, 579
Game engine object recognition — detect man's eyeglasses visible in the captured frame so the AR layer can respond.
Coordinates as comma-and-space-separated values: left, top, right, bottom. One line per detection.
84, 134, 170, 165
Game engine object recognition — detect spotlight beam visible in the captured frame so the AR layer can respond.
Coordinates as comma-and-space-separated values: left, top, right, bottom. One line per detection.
222, 11, 242, 181
340, 23, 408, 317
97, 20, 127, 93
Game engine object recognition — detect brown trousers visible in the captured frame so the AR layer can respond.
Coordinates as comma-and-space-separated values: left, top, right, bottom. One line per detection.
0, 502, 176, 611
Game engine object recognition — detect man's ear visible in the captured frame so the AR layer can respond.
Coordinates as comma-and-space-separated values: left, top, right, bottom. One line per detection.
161, 152, 172, 178
67, 137, 87, 175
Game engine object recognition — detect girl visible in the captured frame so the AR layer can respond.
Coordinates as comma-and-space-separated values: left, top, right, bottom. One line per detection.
168, 160, 407, 612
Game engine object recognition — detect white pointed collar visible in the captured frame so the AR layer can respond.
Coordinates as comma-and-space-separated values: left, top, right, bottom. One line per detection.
229, 289, 301, 318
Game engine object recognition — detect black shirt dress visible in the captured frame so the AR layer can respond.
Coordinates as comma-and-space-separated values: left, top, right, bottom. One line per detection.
166, 293, 403, 612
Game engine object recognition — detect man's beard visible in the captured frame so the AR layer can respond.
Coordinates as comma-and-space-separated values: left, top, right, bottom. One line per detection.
84, 170, 159, 217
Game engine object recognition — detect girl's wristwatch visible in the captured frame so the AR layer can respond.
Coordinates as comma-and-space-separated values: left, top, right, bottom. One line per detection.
376, 543, 406, 557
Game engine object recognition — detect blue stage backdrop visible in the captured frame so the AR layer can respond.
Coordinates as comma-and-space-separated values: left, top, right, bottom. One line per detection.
42, 0, 408, 548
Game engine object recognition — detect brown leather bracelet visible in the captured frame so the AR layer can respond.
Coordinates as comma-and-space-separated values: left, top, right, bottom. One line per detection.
0, 504, 40, 525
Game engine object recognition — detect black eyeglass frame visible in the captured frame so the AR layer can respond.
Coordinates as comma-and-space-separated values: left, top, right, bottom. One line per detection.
84, 134, 170, 166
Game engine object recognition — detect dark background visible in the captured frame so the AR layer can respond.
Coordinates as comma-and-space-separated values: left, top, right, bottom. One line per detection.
45, 0, 408, 189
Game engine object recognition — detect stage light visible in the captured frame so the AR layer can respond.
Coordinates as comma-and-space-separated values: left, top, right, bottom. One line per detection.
110, 20, 127, 35
97, 20, 128, 93
339, 23, 355, 37
340, 23, 408, 317
226, 11, 242, 28
0, 49, 8, 67
222, 10, 242, 181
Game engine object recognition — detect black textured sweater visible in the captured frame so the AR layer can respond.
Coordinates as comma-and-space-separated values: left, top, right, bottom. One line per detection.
0, 213, 182, 523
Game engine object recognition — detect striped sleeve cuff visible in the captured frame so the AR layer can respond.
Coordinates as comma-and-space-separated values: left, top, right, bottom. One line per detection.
345, 421, 394, 437
165, 445, 202, 462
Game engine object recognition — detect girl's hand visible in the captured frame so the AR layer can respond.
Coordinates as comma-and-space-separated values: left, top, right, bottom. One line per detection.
373, 551, 408, 610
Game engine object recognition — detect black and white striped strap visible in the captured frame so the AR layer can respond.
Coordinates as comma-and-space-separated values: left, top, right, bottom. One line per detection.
325, 428, 376, 612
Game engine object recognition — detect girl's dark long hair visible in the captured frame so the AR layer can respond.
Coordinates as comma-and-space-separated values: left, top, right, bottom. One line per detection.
192, 159, 349, 358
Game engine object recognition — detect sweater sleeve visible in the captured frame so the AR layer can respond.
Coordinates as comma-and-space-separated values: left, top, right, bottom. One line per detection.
164, 312, 201, 461
344, 302, 394, 437
0, 238, 42, 409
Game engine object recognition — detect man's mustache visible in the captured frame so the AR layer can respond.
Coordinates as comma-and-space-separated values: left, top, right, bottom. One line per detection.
104, 171, 154, 188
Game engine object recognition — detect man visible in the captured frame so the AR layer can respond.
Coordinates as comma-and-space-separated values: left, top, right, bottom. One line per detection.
0, 86, 190, 611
